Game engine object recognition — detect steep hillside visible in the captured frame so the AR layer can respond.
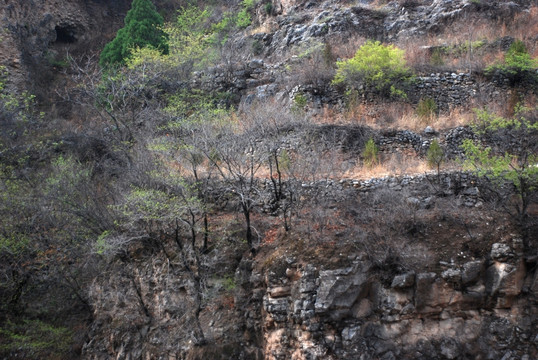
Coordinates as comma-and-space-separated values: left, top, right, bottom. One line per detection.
0, 0, 536, 359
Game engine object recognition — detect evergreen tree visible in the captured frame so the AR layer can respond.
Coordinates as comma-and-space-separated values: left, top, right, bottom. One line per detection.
99, 0, 168, 67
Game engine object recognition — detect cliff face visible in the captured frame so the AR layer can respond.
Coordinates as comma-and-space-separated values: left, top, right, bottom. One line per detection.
0, 0, 130, 95
82, 174, 538, 360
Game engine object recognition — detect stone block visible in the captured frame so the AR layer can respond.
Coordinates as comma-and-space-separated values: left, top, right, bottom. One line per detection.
490, 243, 513, 261
391, 272, 415, 289
462, 260, 484, 285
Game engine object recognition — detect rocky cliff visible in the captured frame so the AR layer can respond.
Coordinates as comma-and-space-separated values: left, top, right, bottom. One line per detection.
82, 172, 538, 359
1, 0, 536, 359
0, 0, 130, 97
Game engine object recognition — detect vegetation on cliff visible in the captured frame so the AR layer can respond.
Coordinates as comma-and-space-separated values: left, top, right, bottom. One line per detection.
0, 0, 537, 358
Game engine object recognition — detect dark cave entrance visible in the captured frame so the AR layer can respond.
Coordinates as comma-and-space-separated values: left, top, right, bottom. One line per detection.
55, 25, 77, 43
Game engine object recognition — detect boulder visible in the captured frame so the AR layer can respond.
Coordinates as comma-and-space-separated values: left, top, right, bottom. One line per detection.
462, 260, 484, 285
490, 243, 513, 261
269, 286, 291, 298
314, 263, 371, 319
391, 272, 415, 289
485, 259, 525, 297
248, 59, 264, 69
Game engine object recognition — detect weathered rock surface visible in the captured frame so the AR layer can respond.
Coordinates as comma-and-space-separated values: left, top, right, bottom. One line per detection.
83, 213, 537, 360
1, 0, 130, 85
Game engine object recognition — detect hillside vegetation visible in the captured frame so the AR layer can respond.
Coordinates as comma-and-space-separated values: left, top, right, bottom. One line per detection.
0, 0, 537, 359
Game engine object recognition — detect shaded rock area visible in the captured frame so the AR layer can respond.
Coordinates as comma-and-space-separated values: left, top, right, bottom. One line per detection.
0, 0, 131, 94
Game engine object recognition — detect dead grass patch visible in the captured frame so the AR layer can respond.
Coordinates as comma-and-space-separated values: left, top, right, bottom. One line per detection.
342, 153, 428, 180
398, 4, 538, 72
322, 102, 475, 132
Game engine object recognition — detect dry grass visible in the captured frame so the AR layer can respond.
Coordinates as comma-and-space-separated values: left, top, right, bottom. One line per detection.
314, 101, 475, 132
345, 154, 430, 179
397, 4, 538, 72
329, 34, 367, 60
342, 153, 462, 180
248, 20, 279, 36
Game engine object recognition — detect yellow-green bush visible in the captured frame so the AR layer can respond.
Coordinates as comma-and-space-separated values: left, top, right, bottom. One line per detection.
332, 40, 414, 98
485, 40, 538, 86
362, 137, 379, 167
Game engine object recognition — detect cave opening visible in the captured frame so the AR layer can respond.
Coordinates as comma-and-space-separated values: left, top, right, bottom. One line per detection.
55, 25, 77, 43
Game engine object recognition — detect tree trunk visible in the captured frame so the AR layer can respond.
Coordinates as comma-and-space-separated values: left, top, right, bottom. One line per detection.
243, 204, 253, 250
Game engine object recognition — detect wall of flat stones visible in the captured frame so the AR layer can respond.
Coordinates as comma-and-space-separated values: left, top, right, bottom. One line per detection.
412, 72, 478, 111
191, 59, 514, 115
375, 125, 479, 159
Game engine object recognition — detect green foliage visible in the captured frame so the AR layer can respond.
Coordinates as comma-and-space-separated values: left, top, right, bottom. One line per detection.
222, 276, 236, 291
416, 97, 437, 123
236, 0, 255, 28
45, 51, 70, 69
279, 149, 291, 171
0, 68, 44, 258
0, 319, 72, 358
99, 0, 168, 67
118, 166, 203, 234
136, 5, 226, 73
430, 48, 445, 66
95, 230, 111, 255
123, 187, 182, 222
454, 40, 486, 56
332, 40, 414, 98
126, 3, 261, 76
472, 106, 538, 134
485, 40, 538, 85
322, 41, 335, 67
362, 137, 379, 167
264, 2, 273, 15
44, 155, 113, 239
427, 139, 444, 174
0, 66, 43, 126
462, 106, 538, 224
293, 93, 307, 108
0, 161, 34, 258
252, 39, 263, 55
164, 89, 230, 123
167, 6, 212, 60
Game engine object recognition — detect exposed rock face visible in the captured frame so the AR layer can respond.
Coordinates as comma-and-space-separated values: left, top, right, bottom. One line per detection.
0, 0, 130, 93
82, 176, 538, 359
254, 243, 536, 359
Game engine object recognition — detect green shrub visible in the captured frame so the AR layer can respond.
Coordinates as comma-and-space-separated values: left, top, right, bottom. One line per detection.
236, 0, 255, 28
264, 2, 273, 15
294, 93, 307, 108
461, 106, 538, 240
252, 39, 263, 55
427, 139, 444, 177
430, 48, 445, 66
223, 276, 236, 291
332, 40, 414, 98
485, 40, 538, 85
291, 92, 307, 114
416, 97, 437, 123
100, 0, 168, 67
362, 137, 379, 167
0, 319, 73, 358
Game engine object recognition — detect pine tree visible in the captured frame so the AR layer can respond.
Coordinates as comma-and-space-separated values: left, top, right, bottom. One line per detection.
427, 139, 444, 182
99, 0, 168, 67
